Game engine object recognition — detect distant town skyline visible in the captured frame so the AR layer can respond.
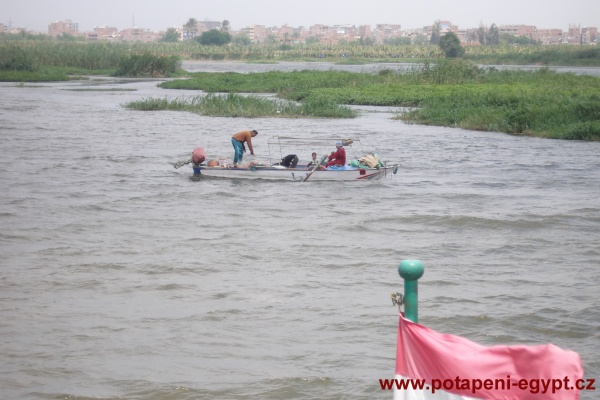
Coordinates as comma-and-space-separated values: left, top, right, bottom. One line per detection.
2, 0, 599, 34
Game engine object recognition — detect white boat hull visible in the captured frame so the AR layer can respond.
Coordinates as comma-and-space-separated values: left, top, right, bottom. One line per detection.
192, 165, 397, 181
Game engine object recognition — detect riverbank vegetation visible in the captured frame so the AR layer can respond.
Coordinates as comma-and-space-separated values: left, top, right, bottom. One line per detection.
0, 42, 183, 81
159, 60, 600, 140
2, 40, 598, 140
0, 40, 599, 74
123, 93, 356, 118
0, 39, 598, 80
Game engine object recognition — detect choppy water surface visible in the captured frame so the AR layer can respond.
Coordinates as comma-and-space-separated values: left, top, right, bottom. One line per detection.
1, 62, 599, 400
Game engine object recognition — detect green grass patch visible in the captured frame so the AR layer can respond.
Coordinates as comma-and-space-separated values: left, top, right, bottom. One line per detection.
159, 69, 389, 93
395, 76, 600, 140
123, 93, 356, 118
0, 66, 117, 82
0, 69, 70, 82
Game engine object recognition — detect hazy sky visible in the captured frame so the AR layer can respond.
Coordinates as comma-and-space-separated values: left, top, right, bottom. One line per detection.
3, 0, 599, 33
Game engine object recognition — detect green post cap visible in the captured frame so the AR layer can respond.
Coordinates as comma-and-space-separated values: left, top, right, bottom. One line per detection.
398, 259, 424, 281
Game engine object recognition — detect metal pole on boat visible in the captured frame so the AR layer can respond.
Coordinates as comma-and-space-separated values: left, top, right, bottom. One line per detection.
398, 260, 424, 323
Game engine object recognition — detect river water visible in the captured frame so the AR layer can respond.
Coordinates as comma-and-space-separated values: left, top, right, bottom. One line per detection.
1, 62, 599, 400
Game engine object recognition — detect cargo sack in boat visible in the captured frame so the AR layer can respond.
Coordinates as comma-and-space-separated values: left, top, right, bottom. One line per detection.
278, 154, 298, 168
192, 147, 206, 164
358, 154, 380, 168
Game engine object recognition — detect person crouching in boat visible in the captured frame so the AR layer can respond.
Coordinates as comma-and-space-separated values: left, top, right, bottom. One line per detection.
325, 142, 346, 168
231, 129, 258, 167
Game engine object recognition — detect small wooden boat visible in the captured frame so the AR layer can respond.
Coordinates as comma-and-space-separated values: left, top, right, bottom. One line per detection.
179, 136, 398, 182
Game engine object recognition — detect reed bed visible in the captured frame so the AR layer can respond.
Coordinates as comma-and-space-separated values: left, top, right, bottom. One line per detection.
114, 53, 181, 77
1, 41, 599, 72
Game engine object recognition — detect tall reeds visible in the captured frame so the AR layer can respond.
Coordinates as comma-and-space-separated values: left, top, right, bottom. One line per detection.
114, 53, 181, 77
1, 41, 598, 72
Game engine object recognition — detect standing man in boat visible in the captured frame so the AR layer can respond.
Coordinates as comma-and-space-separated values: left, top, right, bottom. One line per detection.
325, 141, 346, 168
231, 129, 258, 167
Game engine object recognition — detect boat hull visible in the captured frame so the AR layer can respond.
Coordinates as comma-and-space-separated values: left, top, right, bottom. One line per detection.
192, 165, 396, 181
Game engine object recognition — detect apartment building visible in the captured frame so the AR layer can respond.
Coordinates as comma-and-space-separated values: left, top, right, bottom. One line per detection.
48, 19, 79, 37
85, 26, 119, 41
534, 29, 563, 44
582, 27, 598, 44
238, 24, 268, 42
499, 25, 536, 39
119, 27, 161, 42
567, 24, 599, 44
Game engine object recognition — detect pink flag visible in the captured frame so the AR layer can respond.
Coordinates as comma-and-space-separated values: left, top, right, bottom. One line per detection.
393, 313, 584, 400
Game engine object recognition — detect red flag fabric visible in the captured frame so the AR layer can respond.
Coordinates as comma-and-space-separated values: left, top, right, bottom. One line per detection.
394, 313, 584, 400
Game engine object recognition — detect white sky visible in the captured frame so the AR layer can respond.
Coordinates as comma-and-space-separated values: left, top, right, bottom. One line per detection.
2, 0, 599, 33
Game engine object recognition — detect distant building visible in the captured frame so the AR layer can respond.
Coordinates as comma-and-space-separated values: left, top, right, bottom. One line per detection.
499, 25, 536, 40
309, 24, 329, 37
278, 24, 295, 43
373, 24, 402, 44
438, 20, 458, 34
582, 27, 598, 44
534, 28, 563, 44
119, 27, 161, 42
48, 20, 79, 37
239, 24, 268, 43
85, 26, 120, 41
566, 24, 598, 45
566, 24, 582, 44
374, 24, 402, 34
358, 24, 372, 39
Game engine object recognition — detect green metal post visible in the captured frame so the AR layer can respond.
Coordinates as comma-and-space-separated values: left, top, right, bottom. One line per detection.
398, 260, 424, 323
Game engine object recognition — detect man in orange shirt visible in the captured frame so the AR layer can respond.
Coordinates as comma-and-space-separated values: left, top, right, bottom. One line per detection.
231, 129, 258, 167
